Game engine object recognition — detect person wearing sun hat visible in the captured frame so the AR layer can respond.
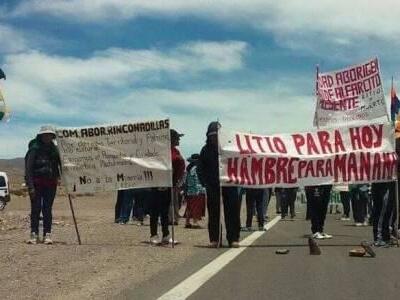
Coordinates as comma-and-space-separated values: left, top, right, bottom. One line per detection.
25, 125, 61, 245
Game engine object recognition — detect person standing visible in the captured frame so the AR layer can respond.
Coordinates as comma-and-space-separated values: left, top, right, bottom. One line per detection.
118, 189, 134, 224
149, 129, 185, 245
335, 184, 351, 221
349, 184, 369, 226
115, 189, 124, 223
25, 125, 61, 245
263, 188, 272, 221
275, 188, 282, 214
244, 188, 266, 230
277, 187, 298, 220
168, 129, 185, 225
198, 121, 241, 248
184, 154, 206, 228
149, 188, 170, 244
371, 182, 395, 247
132, 188, 149, 226
305, 185, 333, 239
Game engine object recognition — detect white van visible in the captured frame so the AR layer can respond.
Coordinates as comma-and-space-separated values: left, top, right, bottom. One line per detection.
0, 171, 10, 210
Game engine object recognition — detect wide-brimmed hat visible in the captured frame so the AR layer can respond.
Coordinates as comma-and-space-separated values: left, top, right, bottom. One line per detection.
187, 153, 200, 162
171, 129, 184, 139
38, 125, 56, 137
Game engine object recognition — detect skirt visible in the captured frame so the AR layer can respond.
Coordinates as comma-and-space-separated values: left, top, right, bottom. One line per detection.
184, 194, 206, 219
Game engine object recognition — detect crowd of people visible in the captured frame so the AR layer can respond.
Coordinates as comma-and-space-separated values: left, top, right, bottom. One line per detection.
24, 122, 400, 249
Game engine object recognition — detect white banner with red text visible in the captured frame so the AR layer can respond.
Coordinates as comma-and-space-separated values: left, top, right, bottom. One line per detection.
219, 123, 397, 188
56, 119, 172, 194
314, 57, 388, 127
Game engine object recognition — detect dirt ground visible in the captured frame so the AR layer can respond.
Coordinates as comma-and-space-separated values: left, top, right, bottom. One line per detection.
0, 192, 213, 299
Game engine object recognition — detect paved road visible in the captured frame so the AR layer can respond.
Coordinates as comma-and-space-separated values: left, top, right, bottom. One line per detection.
126, 204, 400, 300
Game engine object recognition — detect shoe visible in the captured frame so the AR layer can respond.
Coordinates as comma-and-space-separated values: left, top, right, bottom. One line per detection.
240, 227, 252, 232
312, 232, 324, 239
355, 222, 363, 227
373, 240, 389, 248
161, 235, 170, 244
27, 232, 39, 244
150, 235, 159, 245
209, 241, 218, 248
184, 224, 192, 229
340, 216, 350, 221
192, 224, 202, 229
361, 241, 376, 257
136, 221, 144, 226
230, 241, 240, 248
321, 232, 332, 239
362, 221, 369, 226
258, 226, 267, 231
43, 233, 53, 245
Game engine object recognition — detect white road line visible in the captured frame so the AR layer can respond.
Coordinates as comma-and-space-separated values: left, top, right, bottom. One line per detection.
158, 215, 281, 300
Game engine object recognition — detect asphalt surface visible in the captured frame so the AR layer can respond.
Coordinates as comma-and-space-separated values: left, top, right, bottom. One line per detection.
126, 204, 400, 300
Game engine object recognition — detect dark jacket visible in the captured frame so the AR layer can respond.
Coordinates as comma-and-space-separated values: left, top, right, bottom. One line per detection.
25, 138, 61, 190
197, 141, 219, 189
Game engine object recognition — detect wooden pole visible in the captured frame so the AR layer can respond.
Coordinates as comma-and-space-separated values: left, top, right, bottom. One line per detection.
216, 122, 223, 248
314, 65, 320, 129
68, 194, 81, 245
218, 185, 223, 248
170, 187, 175, 248
394, 77, 400, 247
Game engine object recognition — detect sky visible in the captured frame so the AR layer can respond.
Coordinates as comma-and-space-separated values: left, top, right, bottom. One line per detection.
0, 0, 400, 159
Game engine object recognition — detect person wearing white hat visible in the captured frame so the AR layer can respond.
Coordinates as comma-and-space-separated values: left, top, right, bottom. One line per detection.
25, 125, 61, 245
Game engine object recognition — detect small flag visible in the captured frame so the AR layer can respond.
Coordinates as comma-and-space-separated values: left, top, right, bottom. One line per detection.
390, 86, 400, 122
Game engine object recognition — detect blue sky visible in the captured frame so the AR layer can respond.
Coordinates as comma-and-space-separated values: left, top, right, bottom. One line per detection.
0, 0, 400, 159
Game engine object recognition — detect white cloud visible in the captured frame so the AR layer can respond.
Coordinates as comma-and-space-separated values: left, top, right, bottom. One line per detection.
0, 39, 249, 157
13, 0, 400, 42
1, 40, 247, 118
0, 86, 316, 158
4, 40, 246, 88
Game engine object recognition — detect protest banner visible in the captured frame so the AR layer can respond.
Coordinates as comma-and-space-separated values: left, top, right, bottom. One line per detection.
314, 58, 389, 127
56, 119, 172, 194
219, 123, 397, 188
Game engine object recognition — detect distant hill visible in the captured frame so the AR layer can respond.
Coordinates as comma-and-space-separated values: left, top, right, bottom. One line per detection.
0, 158, 25, 189
0, 158, 24, 170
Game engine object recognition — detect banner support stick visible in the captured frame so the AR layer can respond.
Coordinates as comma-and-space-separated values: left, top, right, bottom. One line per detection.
217, 122, 223, 249
170, 187, 175, 248
217, 185, 223, 248
68, 194, 81, 245
395, 179, 399, 247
